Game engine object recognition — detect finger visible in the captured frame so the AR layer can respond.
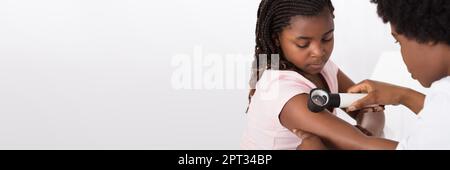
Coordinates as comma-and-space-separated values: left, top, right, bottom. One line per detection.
373, 106, 385, 112
348, 107, 370, 114
292, 129, 303, 136
347, 81, 371, 93
348, 93, 377, 111
345, 108, 359, 114
360, 107, 375, 113
292, 129, 314, 140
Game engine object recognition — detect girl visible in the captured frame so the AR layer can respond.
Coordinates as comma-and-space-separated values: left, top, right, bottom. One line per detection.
241, 0, 387, 150
295, 0, 450, 150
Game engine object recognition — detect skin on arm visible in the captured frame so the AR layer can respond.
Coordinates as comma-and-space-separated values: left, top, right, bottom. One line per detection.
296, 70, 385, 150
280, 94, 398, 150
337, 70, 385, 137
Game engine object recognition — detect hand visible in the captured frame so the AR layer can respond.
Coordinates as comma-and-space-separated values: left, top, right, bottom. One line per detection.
346, 105, 385, 115
347, 80, 409, 112
349, 106, 386, 137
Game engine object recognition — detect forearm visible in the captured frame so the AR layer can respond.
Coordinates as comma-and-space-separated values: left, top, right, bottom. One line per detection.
326, 132, 397, 150
360, 136, 398, 150
400, 88, 425, 114
281, 94, 396, 150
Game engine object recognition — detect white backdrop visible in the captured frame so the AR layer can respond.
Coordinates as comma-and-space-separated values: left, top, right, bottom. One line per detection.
0, 0, 415, 149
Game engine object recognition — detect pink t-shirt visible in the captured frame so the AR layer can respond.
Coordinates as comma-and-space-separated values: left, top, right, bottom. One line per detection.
241, 60, 339, 150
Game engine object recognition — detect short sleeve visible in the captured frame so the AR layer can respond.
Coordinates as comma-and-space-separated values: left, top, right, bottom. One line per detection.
254, 71, 315, 121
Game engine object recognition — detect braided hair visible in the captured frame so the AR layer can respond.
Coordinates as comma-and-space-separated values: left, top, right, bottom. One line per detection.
248, 0, 335, 108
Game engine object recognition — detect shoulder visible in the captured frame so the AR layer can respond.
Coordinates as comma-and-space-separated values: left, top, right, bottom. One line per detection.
420, 77, 450, 119
248, 70, 314, 117
425, 76, 450, 104
255, 70, 315, 98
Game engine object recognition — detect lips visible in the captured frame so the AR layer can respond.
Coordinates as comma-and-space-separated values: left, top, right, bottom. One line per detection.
309, 62, 325, 69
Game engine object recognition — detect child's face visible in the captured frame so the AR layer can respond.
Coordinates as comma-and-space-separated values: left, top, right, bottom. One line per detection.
277, 9, 334, 75
390, 24, 447, 87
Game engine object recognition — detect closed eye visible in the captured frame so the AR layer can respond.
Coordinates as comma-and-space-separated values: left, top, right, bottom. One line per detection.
297, 44, 309, 48
322, 36, 334, 42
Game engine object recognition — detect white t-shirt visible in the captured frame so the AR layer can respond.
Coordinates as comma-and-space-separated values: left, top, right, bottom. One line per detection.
396, 76, 450, 150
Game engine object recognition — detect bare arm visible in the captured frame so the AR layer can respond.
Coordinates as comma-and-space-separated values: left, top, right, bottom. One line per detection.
337, 70, 385, 136
400, 88, 426, 114
280, 94, 397, 150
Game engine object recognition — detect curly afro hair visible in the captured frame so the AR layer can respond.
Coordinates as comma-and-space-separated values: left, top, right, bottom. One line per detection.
371, 0, 450, 45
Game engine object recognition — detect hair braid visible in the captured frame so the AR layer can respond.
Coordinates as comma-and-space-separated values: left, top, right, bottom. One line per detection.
247, 0, 334, 112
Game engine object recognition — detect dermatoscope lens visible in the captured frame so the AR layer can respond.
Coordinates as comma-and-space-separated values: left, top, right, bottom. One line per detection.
311, 95, 327, 106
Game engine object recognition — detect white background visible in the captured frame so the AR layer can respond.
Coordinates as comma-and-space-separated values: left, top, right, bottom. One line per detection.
0, 0, 421, 149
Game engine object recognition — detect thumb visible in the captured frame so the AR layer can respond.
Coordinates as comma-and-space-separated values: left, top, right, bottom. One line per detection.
348, 93, 377, 111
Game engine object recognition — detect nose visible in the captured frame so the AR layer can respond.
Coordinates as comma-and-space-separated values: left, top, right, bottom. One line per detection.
310, 42, 326, 59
